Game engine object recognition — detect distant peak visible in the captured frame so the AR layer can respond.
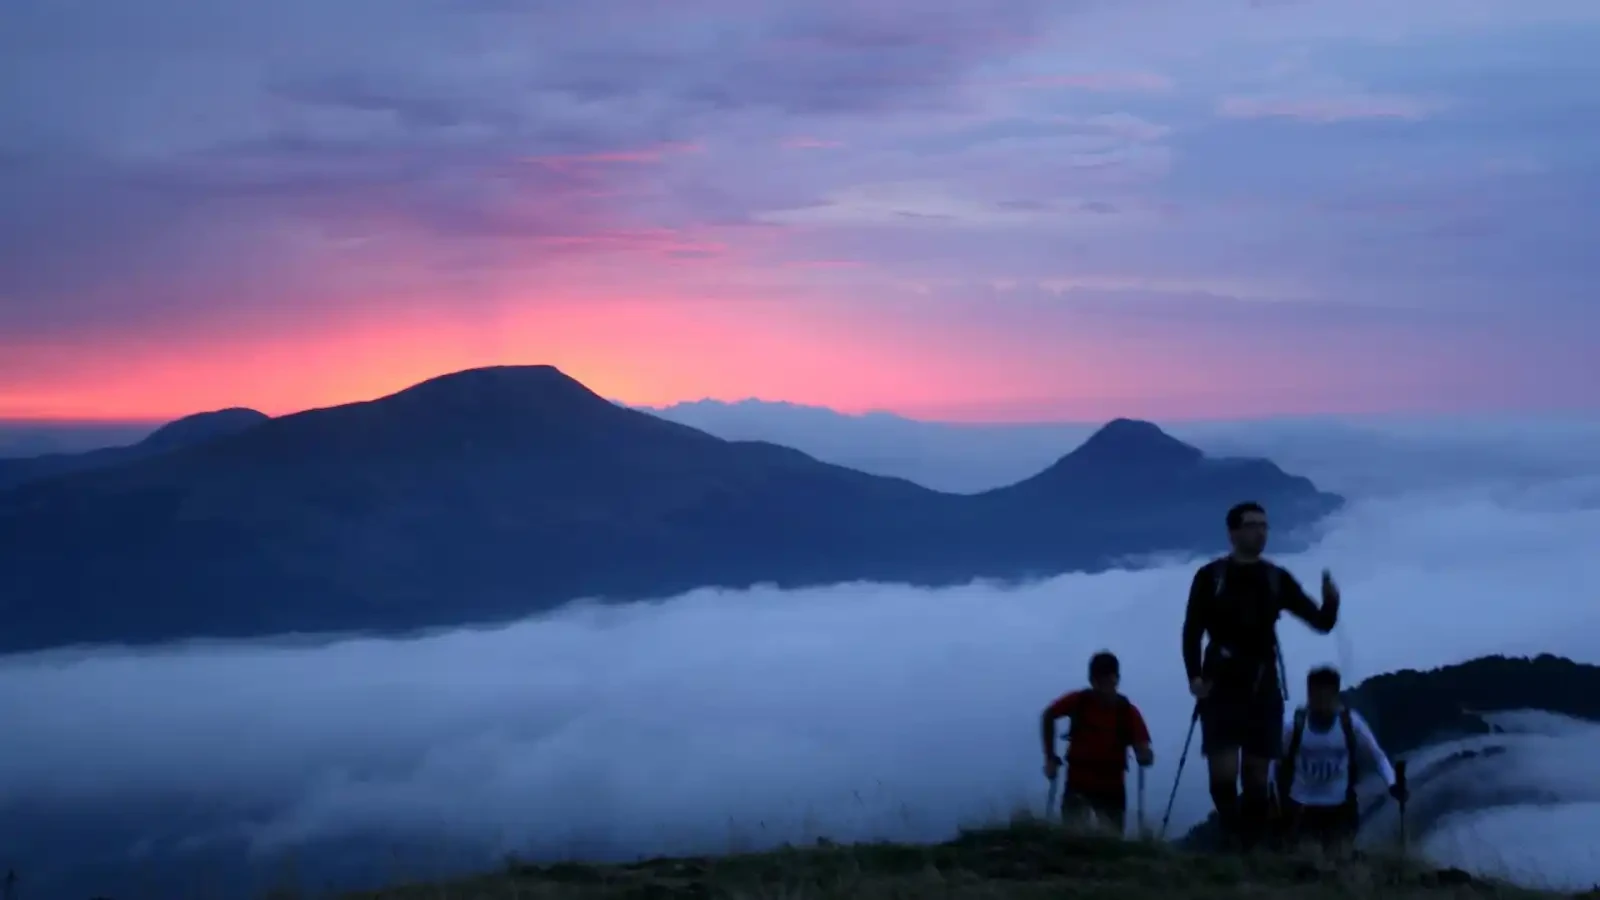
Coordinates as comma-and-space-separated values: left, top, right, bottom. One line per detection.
412, 364, 573, 388
400, 365, 593, 398
1089, 418, 1172, 442
383, 365, 615, 416
139, 408, 270, 451
1066, 418, 1203, 467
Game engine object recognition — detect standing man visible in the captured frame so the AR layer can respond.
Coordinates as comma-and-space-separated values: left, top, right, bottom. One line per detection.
1181, 501, 1340, 849
1041, 651, 1155, 835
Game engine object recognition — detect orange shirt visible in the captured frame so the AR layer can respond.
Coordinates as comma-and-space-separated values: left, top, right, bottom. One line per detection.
1044, 690, 1151, 790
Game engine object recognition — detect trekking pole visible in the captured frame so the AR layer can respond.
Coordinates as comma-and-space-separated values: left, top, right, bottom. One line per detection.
1158, 704, 1201, 840
1394, 760, 1409, 856
1136, 763, 1148, 839
1045, 765, 1060, 821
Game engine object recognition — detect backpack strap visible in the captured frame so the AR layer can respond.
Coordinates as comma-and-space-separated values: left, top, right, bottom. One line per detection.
1264, 562, 1288, 701
1211, 558, 1283, 600
1278, 707, 1307, 801
1339, 707, 1359, 802
1064, 690, 1084, 739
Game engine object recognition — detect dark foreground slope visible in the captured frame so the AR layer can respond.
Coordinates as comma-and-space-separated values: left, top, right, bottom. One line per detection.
0, 407, 268, 490
339, 820, 1556, 900
0, 366, 1340, 652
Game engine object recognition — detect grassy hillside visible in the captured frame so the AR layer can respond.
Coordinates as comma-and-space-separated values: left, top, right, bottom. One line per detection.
325, 818, 1577, 900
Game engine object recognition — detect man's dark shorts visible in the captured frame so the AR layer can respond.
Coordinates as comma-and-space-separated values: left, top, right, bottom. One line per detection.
1200, 686, 1284, 759
1063, 783, 1126, 834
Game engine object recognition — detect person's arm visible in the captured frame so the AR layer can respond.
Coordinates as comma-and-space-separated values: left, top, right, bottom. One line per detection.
1182, 567, 1210, 681
1350, 711, 1397, 786
1127, 702, 1155, 766
1040, 692, 1079, 760
1276, 568, 1338, 633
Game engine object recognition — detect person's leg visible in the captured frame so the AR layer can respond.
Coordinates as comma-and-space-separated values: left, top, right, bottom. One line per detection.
1061, 790, 1096, 830
1062, 787, 1088, 826
1239, 756, 1273, 849
1280, 799, 1306, 850
1088, 786, 1128, 837
1200, 696, 1244, 842
1265, 786, 1289, 849
1295, 805, 1329, 853
1207, 750, 1241, 840
1101, 805, 1127, 837
1238, 692, 1287, 850
1306, 804, 1353, 857
1325, 799, 1358, 857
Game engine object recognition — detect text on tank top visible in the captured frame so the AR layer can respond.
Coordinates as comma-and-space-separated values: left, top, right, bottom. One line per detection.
1289, 715, 1356, 807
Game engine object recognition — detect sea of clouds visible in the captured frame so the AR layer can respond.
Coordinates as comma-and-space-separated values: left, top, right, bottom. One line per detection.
2, 416, 1600, 895
1364, 713, 1600, 889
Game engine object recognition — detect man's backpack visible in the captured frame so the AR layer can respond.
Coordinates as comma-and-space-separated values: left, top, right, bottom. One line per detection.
1278, 706, 1359, 804
1207, 557, 1290, 700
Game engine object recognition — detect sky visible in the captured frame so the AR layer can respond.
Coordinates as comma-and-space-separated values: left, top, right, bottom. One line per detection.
3, 419, 1600, 894
4, 0, 1600, 422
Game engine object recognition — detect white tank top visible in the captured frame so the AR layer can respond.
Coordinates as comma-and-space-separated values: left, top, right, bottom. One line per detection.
1281, 707, 1396, 807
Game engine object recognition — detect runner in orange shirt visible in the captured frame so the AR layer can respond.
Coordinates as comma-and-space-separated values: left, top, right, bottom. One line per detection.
1040, 651, 1155, 834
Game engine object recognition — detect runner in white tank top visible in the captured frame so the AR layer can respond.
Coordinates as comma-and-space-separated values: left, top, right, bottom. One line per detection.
1273, 666, 1405, 850
1280, 704, 1395, 806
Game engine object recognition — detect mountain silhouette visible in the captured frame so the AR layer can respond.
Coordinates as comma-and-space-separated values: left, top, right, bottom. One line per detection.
0, 366, 1341, 652
1060, 417, 1203, 467
136, 408, 270, 453
0, 407, 269, 490
641, 396, 1098, 493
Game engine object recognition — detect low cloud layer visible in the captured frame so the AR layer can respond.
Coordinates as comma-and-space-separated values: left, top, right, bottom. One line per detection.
1427, 800, 1600, 891
1347, 713, 1600, 891
2, 422, 1600, 895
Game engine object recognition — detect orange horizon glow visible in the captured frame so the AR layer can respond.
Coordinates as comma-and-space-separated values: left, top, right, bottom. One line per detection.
7, 277, 1563, 426
0, 287, 1293, 426
0, 297, 1064, 423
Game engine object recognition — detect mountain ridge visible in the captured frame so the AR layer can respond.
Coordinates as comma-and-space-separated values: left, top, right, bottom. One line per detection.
0, 406, 269, 490
644, 396, 1091, 427
0, 365, 1342, 652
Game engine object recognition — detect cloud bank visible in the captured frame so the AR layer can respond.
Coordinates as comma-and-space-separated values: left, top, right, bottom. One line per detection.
2, 421, 1600, 895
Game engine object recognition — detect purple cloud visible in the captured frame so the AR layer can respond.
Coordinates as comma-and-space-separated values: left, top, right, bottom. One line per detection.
1003, 71, 1175, 93
1217, 92, 1441, 122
